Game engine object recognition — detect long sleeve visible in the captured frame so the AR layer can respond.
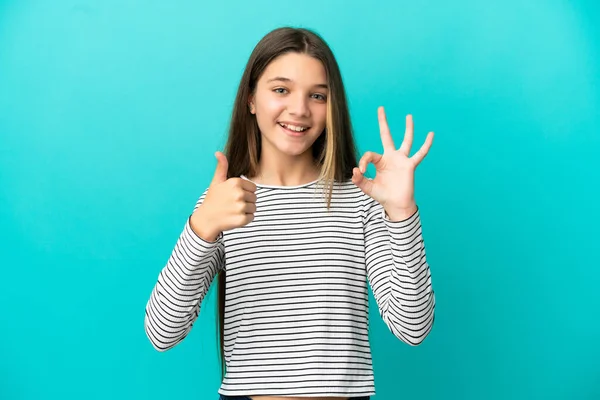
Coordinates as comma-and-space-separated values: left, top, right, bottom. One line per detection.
363, 197, 435, 346
144, 190, 225, 351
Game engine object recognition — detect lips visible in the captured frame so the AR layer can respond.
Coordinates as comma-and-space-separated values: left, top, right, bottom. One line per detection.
278, 122, 309, 137
278, 122, 310, 132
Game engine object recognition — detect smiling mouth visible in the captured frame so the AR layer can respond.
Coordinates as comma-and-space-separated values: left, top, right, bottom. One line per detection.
278, 122, 310, 132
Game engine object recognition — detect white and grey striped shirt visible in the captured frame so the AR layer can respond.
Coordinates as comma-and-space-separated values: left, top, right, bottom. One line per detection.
144, 176, 435, 398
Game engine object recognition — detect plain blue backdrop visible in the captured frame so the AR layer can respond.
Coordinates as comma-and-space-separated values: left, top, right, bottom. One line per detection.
1, 1, 599, 399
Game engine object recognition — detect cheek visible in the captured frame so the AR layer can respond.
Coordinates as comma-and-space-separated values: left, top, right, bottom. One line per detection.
313, 105, 328, 127
257, 96, 286, 118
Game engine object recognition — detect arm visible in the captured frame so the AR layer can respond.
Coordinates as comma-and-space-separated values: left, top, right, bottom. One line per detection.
144, 190, 225, 351
363, 197, 435, 346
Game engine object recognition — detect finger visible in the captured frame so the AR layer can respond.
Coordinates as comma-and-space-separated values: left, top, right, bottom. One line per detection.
358, 151, 383, 174
411, 131, 434, 165
242, 190, 257, 204
352, 167, 374, 195
242, 202, 256, 214
378, 106, 396, 152
240, 179, 258, 193
399, 114, 414, 156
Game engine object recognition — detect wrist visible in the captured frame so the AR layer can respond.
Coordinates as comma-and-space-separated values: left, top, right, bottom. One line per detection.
190, 208, 220, 242
384, 203, 418, 222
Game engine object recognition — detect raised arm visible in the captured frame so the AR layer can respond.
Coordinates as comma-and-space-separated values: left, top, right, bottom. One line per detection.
363, 199, 435, 346
144, 191, 225, 351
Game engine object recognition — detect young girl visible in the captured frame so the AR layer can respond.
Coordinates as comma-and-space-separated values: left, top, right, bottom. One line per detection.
144, 27, 435, 400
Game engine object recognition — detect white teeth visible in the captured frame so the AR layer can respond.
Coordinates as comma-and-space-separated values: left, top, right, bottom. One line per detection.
280, 123, 308, 132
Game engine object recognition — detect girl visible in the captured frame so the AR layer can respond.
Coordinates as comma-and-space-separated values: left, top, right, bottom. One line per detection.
144, 27, 435, 400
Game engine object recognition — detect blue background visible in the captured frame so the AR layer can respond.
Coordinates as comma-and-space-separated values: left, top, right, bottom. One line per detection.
1, 1, 599, 399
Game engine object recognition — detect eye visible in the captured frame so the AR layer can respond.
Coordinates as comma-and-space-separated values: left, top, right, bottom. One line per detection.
311, 93, 327, 101
273, 87, 288, 94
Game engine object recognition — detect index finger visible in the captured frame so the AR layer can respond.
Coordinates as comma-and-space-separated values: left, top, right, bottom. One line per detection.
241, 179, 258, 192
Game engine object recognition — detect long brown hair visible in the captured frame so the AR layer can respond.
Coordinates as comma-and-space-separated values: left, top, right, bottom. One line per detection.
216, 26, 360, 378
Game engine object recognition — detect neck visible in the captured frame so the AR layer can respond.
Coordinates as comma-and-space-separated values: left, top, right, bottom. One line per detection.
252, 154, 320, 187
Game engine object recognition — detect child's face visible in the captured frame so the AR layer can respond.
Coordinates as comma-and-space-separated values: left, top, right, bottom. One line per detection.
250, 52, 328, 159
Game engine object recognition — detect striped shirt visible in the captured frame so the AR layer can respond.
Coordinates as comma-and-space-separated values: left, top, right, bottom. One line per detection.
144, 175, 435, 397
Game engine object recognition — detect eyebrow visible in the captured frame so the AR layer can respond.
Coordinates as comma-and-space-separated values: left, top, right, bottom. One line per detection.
266, 76, 328, 90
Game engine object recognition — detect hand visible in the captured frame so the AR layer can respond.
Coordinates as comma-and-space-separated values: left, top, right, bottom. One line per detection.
352, 107, 434, 220
190, 151, 257, 240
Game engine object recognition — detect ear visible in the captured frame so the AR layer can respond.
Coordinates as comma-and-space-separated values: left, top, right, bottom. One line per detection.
248, 95, 255, 114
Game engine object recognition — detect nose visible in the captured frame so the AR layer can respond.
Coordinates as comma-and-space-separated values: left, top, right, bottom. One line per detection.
287, 92, 310, 117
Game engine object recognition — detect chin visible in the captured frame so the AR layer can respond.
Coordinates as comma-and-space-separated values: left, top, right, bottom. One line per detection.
278, 145, 312, 157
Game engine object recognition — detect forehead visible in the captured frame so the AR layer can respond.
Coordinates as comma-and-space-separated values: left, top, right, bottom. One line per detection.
260, 53, 327, 85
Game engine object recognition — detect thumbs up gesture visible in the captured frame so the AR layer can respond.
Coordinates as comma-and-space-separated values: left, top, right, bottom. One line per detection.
190, 151, 258, 241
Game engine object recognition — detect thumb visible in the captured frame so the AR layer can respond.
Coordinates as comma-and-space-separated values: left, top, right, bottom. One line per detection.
352, 167, 373, 196
210, 151, 228, 186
